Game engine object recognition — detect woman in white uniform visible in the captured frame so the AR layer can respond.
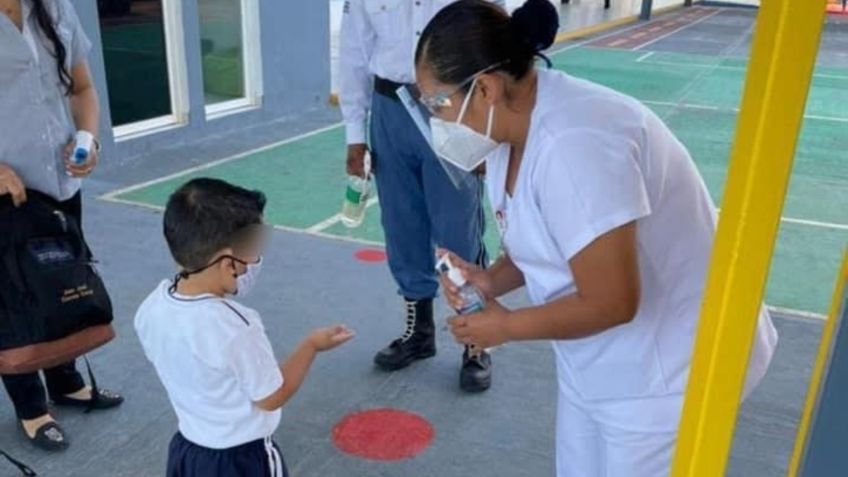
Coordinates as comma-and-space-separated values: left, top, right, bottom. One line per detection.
414, 0, 778, 475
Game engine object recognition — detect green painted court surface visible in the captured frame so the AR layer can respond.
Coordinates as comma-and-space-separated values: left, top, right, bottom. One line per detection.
108, 45, 848, 316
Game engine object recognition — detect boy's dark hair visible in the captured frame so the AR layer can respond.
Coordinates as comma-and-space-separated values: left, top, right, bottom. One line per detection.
164, 178, 267, 271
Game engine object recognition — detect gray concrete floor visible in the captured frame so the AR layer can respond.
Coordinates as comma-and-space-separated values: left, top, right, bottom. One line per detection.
0, 6, 840, 477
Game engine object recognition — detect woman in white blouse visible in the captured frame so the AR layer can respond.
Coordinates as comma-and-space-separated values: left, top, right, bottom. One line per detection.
415, 0, 778, 475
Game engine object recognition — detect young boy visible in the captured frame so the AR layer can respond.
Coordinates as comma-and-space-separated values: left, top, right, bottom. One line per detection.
135, 178, 354, 476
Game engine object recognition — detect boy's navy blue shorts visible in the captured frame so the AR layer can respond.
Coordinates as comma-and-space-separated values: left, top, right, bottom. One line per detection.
166, 432, 289, 477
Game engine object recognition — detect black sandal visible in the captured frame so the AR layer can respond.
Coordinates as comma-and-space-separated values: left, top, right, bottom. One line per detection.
21, 421, 68, 452
51, 388, 124, 412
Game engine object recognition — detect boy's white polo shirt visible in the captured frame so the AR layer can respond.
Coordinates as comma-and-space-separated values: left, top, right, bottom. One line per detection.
135, 280, 284, 449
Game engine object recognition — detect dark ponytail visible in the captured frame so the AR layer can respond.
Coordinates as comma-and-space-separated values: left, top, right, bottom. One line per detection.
32, 0, 75, 95
416, 0, 559, 90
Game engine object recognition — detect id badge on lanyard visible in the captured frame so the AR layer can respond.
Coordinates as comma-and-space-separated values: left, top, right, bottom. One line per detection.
495, 196, 509, 257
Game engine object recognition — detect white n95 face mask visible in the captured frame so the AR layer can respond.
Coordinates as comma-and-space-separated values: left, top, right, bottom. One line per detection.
430, 78, 499, 172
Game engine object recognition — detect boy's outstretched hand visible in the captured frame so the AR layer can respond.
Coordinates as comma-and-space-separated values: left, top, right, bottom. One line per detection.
258, 325, 356, 411
309, 325, 356, 352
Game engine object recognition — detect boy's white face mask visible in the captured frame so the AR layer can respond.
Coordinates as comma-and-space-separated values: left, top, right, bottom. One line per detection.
234, 256, 263, 297
429, 78, 499, 172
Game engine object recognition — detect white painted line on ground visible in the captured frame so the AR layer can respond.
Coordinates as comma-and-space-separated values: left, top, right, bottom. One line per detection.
306, 214, 344, 234
99, 122, 344, 200
634, 9, 723, 51
305, 196, 379, 233
815, 73, 848, 80
768, 306, 827, 321
643, 99, 720, 111
99, 196, 166, 212
272, 224, 385, 247
639, 58, 848, 81
781, 217, 848, 232
713, 207, 848, 231
636, 51, 655, 63
643, 99, 848, 122
644, 58, 720, 68
804, 113, 848, 123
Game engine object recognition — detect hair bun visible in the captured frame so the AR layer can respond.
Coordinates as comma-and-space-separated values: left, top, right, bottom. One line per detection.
510, 0, 560, 53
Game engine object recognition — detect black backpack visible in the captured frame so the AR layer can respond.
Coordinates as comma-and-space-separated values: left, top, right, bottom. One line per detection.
0, 190, 114, 373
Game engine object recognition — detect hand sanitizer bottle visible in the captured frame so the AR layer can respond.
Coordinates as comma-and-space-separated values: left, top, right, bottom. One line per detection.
436, 255, 485, 314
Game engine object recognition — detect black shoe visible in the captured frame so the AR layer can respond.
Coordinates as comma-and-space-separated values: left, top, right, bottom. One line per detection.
460, 346, 492, 393
21, 420, 69, 452
374, 299, 436, 371
52, 388, 124, 412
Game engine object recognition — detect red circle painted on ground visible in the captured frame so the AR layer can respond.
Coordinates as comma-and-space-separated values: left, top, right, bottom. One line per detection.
332, 408, 435, 461
355, 248, 387, 263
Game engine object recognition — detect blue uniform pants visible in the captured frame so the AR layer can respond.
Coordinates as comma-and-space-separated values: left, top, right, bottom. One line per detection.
370, 91, 487, 300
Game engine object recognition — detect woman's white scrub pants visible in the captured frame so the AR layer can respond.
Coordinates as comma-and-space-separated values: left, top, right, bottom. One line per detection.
556, 382, 684, 477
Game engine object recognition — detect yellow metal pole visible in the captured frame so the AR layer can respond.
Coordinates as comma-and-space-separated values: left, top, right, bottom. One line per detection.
670, 0, 828, 475
787, 250, 848, 476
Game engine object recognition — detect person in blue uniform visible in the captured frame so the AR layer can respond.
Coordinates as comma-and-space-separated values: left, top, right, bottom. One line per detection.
339, 0, 502, 392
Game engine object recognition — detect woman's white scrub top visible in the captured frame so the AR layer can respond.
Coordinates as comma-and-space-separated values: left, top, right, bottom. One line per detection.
486, 68, 777, 402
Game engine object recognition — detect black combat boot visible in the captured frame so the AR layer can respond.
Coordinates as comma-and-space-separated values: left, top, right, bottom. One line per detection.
374, 299, 436, 371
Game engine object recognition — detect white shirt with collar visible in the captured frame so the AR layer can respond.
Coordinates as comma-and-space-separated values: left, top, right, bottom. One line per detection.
339, 0, 503, 145
486, 68, 777, 403
134, 280, 284, 449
